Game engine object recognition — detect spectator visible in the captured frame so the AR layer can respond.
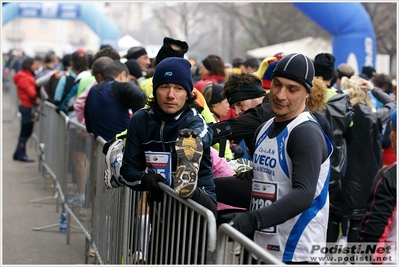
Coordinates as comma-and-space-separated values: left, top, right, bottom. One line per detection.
327, 75, 396, 253
84, 61, 146, 141
210, 72, 274, 156
202, 82, 233, 159
12, 57, 40, 162
53, 51, 91, 119
305, 77, 334, 142
74, 56, 114, 126
35, 50, 59, 100
244, 57, 260, 73
359, 109, 397, 265
124, 46, 151, 74
223, 53, 333, 264
313, 52, 353, 247
73, 46, 121, 126
334, 63, 355, 90
231, 55, 246, 73
370, 73, 393, 108
194, 54, 226, 93
202, 82, 230, 123
361, 65, 376, 81
124, 59, 143, 84
253, 52, 284, 91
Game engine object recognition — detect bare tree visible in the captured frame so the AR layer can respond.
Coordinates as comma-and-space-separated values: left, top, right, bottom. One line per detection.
152, 3, 215, 52
214, 3, 330, 50
362, 3, 397, 75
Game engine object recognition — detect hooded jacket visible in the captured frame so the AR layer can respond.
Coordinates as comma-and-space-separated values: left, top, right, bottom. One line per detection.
330, 103, 382, 219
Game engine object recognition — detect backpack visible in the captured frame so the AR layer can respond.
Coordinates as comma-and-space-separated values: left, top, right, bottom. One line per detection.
48, 71, 75, 105
324, 91, 353, 195
57, 71, 91, 113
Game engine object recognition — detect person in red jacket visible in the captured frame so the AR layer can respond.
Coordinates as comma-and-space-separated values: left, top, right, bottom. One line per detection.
12, 57, 40, 162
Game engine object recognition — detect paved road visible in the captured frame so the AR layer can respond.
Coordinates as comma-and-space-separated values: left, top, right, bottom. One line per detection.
2, 91, 94, 265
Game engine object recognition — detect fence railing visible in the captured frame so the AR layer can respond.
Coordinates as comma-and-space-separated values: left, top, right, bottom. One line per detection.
215, 223, 284, 265
8, 83, 284, 264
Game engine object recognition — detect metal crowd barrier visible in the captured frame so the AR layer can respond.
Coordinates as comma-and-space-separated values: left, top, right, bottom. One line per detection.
31, 101, 68, 231
215, 223, 285, 265
90, 137, 217, 264
2, 73, 19, 123
28, 97, 284, 265
91, 137, 126, 264
64, 119, 94, 262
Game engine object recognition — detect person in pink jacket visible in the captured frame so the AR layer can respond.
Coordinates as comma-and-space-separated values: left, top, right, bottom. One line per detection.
12, 57, 40, 162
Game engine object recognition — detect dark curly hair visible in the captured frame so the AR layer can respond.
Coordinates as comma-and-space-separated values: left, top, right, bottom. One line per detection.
222, 72, 262, 97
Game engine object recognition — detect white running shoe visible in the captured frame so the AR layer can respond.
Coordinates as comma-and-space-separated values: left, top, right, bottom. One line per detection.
104, 139, 124, 189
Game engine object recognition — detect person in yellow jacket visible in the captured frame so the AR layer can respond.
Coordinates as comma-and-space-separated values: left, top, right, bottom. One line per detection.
252, 52, 284, 92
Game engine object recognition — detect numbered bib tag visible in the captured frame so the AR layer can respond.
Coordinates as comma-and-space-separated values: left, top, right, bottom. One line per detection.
251, 181, 278, 234
145, 151, 172, 186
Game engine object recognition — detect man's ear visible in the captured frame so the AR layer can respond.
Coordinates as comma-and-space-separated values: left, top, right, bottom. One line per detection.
117, 71, 127, 82
94, 73, 103, 83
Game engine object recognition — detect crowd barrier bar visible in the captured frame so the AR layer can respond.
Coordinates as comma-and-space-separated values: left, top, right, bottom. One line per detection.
63, 119, 94, 262
214, 223, 285, 264
31, 102, 69, 231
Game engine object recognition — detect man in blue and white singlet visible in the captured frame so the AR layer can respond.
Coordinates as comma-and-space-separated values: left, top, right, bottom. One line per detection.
224, 53, 333, 264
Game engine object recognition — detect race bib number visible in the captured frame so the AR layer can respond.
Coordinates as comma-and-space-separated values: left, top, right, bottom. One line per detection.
145, 151, 172, 186
251, 181, 278, 234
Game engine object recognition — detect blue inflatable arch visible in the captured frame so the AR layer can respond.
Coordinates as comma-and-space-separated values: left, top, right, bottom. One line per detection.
293, 2, 376, 72
2, 2, 376, 72
2, 2, 120, 50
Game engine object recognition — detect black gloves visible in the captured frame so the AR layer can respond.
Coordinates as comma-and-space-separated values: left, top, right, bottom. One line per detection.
221, 211, 259, 237
236, 169, 253, 181
179, 128, 199, 138
141, 173, 168, 202
231, 145, 244, 159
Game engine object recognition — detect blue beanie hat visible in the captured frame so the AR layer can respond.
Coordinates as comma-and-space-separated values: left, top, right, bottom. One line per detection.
272, 53, 314, 93
391, 109, 397, 130
152, 57, 193, 97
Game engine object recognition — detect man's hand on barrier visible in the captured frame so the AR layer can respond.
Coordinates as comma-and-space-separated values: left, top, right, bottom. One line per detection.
141, 173, 167, 202
221, 211, 259, 237
235, 169, 253, 181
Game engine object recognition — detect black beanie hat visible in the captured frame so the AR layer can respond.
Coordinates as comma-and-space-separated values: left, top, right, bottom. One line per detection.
152, 57, 193, 96
155, 37, 189, 66
124, 59, 143, 79
209, 83, 225, 105
125, 47, 147, 60
361, 66, 376, 80
313, 53, 335, 80
272, 53, 314, 92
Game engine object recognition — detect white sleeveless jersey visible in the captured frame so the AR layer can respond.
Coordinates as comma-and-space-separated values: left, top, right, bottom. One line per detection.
251, 111, 332, 262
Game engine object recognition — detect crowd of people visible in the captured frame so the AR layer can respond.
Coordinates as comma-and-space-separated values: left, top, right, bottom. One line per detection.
4, 36, 397, 264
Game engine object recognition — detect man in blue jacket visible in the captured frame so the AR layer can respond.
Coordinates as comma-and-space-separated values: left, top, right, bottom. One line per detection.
108, 57, 217, 215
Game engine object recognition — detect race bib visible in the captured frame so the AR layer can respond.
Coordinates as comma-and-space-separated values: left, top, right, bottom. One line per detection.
145, 151, 172, 186
251, 181, 278, 234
